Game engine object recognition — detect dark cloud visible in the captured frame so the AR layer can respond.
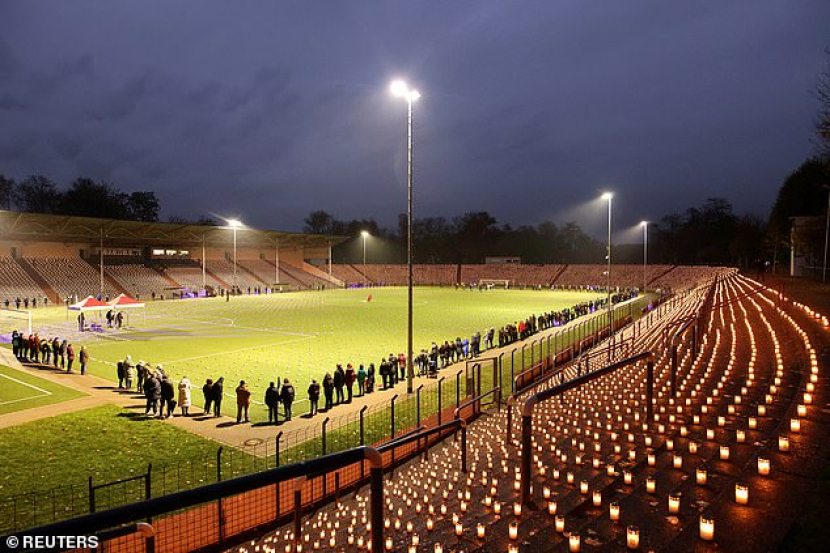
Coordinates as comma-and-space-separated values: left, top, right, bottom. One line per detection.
0, 0, 828, 236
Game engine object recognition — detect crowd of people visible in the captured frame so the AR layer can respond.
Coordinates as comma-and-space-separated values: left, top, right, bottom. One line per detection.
10, 330, 86, 374
3, 297, 48, 309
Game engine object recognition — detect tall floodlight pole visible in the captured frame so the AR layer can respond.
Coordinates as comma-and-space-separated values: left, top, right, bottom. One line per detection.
640, 221, 648, 293
823, 186, 829, 283
602, 192, 613, 357
361, 230, 370, 287
391, 79, 421, 395
227, 219, 242, 295
99, 228, 104, 297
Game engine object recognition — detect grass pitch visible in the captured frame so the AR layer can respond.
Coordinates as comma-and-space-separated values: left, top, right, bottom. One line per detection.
0, 364, 86, 415
23, 287, 604, 410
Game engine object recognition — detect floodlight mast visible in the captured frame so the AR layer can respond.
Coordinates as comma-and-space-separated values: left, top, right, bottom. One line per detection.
641, 221, 648, 294
227, 219, 243, 295
390, 79, 420, 394
601, 193, 613, 359
361, 231, 370, 287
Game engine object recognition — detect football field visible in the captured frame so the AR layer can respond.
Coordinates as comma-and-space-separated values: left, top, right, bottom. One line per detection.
20, 287, 606, 400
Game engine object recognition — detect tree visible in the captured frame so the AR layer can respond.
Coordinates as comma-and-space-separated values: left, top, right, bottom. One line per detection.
60, 178, 128, 219
13, 175, 62, 213
126, 191, 160, 222
816, 50, 830, 159
0, 174, 14, 210
303, 210, 336, 234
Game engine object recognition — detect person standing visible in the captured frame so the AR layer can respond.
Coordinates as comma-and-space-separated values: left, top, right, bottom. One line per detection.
366, 363, 375, 393
356, 365, 367, 397
322, 373, 334, 411
124, 359, 135, 389
202, 378, 214, 415
235, 380, 251, 423
265, 382, 280, 423
344, 364, 356, 403
178, 377, 192, 416
307, 379, 320, 416
212, 377, 224, 417
79, 346, 89, 375
333, 365, 345, 405
144, 374, 160, 416
51, 337, 60, 368
280, 378, 295, 421
160, 377, 175, 418
66, 343, 75, 372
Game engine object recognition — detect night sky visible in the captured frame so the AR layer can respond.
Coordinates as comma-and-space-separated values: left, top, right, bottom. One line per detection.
1, 1, 828, 237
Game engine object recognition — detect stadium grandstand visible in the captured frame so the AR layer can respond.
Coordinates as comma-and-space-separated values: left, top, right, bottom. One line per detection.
0, 211, 346, 303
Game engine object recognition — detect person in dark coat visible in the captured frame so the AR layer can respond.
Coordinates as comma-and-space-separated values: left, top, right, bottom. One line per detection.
211, 377, 224, 417
66, 344, 75, 372
322, 373, 334, 411
366, 364, 375, 393
265, 382, 280, 423
307, 379, 320, 416
144, 375, 160, 416
203, 379, 214, 415
333, 365, 345, 405
235, 380, 251, 423
160, 377, 176, 418
344, 364, 356, 403
356, 365, 366, 397
280, 378, 295, 421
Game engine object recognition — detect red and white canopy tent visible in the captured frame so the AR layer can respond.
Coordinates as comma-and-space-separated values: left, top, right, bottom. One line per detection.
68, 296, 110, 312
108, 294, 146, 327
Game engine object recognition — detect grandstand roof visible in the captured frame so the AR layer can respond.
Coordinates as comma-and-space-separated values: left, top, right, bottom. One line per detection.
0, 211, 347, 249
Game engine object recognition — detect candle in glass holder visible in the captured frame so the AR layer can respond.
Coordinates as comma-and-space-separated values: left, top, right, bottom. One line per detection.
627, 526, 640, 550
624, 470, 633, 485
569, 533, 581, 552
696, 468, 707, 486
508, 545, 519, 553
494, 501, 502, 515
426, 518, 433, 531
735, 483, 749, 505
513, 502, 522, 516
455, 522, 463, 537
779, 436, 790, 452
758, 457, 770, 476
790, 418, 801, 433
748, 417, 757, 429
668, 493, 680, 514
706, 428, 715, 440
647, 453, 656, 466
673, 454, 683, 469
719, 445, 730, 460
797, 404, 807, 417
609, 501, 620, 521
555, 514, 565, 533
758, 404, 766, 416
509, 521, 518, 540
736, 429, 746, 443
548, 500, 558, 515
592, 490, 602, 506
700, 516, 715, 541
646, 476, 656, 494
434, 544, 443, 553
580, 480, 589, 494
476, 523, 485, 539
483, 496, 492, 507
385, 537, 394, 550
543, 486, 551, 499
412, 534, 419, 546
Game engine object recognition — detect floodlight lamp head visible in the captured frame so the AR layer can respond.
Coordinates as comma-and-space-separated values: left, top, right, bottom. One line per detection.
390, 80, 409, 98
408, 90, 421, 102
361, 230, 370, 237
227, 219, 242, 228
601, 192, 614, 201
640, 221, 648, 227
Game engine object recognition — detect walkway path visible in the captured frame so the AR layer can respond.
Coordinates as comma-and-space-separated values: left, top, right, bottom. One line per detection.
0, 298, 643, 450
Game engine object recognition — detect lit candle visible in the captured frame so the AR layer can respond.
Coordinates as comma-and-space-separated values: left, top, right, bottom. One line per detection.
386, 537, 393, 550
609, 501, 620, 521
412, 534, 419, 546
508, 545, 519, 553
455, 522, 463, 536
748, 417, 757, 429
476, 523, 485, 539
736, 430, 746, 443
569, 533, 581, 552
434, 544, 442, 553
700, 516, 715, 541
696, 468, 707, 486
580, 480, 588, 495
719, 445, 730, 460
790, 418, 801, 433
406, 521, 413, 533
627, 526, 640, 550
646, 476, 656, 494
426, 518, 433, 531
548, 500, 557, 515
779, 436, 790, 452
673, 454, 683, 469
735, 483, 749, 505
543, 486, 551, 499
668, 493, 680, 514
494, 501, 502, 515
509, 521, 518, 540
758, 457, 770, 476
555, 514, 565, 533
758, 405, 766, 416
513, 502, 522, 517
483, 496, 492, 507
592, 490, 602, 506
647, 453, 656, 467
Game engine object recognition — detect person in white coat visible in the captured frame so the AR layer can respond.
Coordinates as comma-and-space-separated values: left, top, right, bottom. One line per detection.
178, 377, 193, 416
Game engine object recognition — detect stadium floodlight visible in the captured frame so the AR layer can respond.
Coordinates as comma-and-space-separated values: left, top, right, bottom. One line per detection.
640, 221, 648, 293
361, 231, 370, 286
390, 78, 421, 394
601, 193, 613, 358
223, 218, 244, 295
823, 186, 829, 283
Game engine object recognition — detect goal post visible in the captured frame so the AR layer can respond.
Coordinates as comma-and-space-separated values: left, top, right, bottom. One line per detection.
0, 309, 32, 335
478, 279, 510, 289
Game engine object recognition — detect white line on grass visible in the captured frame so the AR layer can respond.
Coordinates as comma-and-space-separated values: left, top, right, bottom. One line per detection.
0, 372, 52, 406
